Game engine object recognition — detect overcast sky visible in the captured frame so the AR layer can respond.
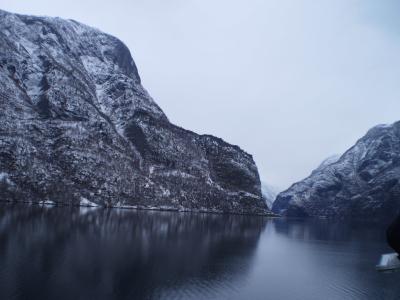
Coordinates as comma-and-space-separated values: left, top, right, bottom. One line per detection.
2, 0, 400, 190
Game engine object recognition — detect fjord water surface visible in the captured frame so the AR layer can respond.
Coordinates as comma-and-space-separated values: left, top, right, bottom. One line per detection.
0, 204, 399, 300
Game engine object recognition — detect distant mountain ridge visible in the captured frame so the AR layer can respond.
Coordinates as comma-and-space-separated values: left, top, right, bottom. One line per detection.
0, 10, 270, 215
261, 182, 279, 209
273, 122, 400, 219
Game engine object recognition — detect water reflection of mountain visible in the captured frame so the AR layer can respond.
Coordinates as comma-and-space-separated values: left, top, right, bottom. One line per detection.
0, 204, 267, 300
272, 218, 388, 243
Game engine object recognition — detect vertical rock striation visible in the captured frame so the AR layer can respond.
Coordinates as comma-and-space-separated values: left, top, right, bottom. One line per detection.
0, 10, 269, 215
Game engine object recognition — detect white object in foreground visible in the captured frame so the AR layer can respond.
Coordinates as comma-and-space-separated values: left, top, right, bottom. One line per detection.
376, 253, 400, 272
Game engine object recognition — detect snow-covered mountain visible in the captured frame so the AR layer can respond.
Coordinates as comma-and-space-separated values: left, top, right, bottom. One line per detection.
261, 182, 279, 209
273, 123, 400, 219
0, 10, 270, 215
312, 155, 340, 173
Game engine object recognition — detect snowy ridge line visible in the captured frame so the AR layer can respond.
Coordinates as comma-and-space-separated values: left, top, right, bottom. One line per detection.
273, 121, 400, 219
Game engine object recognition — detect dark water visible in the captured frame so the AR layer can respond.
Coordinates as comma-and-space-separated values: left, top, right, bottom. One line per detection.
0, 204, 399, 300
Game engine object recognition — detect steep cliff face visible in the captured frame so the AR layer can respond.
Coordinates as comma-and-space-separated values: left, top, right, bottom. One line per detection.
273, 123, 400, 219
0, 10, 268, 214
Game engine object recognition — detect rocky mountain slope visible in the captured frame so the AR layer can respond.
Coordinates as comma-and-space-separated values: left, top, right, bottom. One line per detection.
0, 10, 269, 215
273, 122, 400, 219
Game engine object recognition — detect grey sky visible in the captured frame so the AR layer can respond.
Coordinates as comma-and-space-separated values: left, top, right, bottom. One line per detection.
2, 0, 400, 190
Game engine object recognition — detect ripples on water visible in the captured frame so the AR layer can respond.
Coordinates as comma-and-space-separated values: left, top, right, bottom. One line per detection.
0, 204, 399, 300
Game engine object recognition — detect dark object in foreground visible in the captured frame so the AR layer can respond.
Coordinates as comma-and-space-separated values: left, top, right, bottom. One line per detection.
376, 215, 400, 272
387, 214, 400, 257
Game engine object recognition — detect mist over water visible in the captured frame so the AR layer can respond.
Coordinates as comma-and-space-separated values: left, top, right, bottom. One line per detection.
0, 204, 399, 300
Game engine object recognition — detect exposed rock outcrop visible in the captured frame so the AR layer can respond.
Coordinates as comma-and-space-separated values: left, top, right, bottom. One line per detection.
0, 10, 269, 215
273, 123, 400, 219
